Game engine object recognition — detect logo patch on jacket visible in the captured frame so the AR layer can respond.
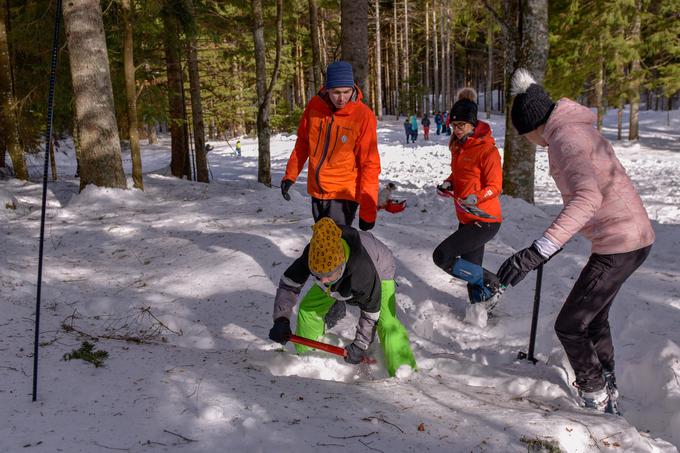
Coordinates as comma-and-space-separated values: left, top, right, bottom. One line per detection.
341, 135, 348, 144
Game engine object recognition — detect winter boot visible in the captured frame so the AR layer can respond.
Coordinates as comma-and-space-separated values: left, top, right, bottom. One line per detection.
324, 300, 347, 329
466, 273, 504, 314
453, 259, 493, 300
579, 386, 611, 413
604, 370, 621, 415
480, 286, 504, 314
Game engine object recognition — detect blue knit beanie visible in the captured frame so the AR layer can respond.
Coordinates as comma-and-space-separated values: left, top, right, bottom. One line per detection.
325, 61, 354, 89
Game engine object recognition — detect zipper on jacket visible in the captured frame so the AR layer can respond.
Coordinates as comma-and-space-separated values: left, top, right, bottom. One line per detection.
315, 114, 335, 194
311, 123, 323, 157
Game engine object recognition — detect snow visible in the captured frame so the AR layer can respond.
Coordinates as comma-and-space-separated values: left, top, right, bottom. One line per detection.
1, 106, 679, 452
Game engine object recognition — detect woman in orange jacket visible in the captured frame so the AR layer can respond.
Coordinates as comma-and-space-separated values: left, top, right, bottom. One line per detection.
280, 61, 381, 231
433, 88, 503, 310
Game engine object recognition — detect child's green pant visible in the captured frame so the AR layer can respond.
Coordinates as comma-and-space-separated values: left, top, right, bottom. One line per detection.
295, 280, 416, 377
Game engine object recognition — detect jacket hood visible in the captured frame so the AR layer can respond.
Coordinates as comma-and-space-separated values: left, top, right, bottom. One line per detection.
543, 98, 597, 140
472, 120, 492, 139
311, 85, 365, 115
455, 120, 494, 149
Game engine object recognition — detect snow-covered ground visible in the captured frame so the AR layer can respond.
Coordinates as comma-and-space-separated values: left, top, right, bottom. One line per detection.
1, 107, 679, 452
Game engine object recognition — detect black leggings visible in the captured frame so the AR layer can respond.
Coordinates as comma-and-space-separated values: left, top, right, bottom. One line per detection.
555, 245, 651, 392
312, 198, 358, 226
432, 221, 501, 275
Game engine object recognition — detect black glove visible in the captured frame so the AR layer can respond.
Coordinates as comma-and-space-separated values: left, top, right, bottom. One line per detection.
268, 317, 292, 344
280, 179, 293, 201
359, 218, 375, 231
324, 300, 347, 329
344, 342, 366, 365
436, 181, 453, 196
497, 244, 546, 287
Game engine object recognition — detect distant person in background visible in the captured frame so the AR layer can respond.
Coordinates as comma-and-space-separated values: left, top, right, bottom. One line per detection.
433, 87, 503, 310
410, 115, 418, 143
444, 111, 452, 136
497, 69, 655, 415
421, 114, 431, 140
235, 140, 242, 157
280, 61, 381, 231
434, 111, 443, 135
403, 117, 412, 143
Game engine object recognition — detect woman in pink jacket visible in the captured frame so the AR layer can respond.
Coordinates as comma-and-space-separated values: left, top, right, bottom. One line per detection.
497, 69, 655, 415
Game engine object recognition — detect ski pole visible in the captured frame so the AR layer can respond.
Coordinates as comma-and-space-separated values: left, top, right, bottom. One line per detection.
288, 335, 375, 364
518, 263, 543, 364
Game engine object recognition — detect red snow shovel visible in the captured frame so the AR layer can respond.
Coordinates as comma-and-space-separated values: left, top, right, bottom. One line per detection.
288, 335, 376, 364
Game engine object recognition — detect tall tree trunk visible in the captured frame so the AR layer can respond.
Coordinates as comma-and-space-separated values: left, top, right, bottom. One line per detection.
147, 124, 157, 144
617, 102, 623, 140
0, 8, 27, 179
384, 35, 391, 114
374, 0, 382, 119
73, 113, 82, 176
63, 0, 126, 191
403, 0, 409, 111
425, 0, 430, 114
393, 2, 399, 117
501, 0, 548, 204
309, 0, 322, 88
432, 0, 438, 111
439, 2, 446, 110
486, 27, 493, 118
319, 9, 327, 71
341, 0, 369, 104
447, 12, 453, 109
252, 0, 282, 186
187, 37, 208, 183
291, 28, 300, 107
628, 0, 641, 140
296, 31, 306, 105
121, 0, 143, 189
163, 8, 189, 178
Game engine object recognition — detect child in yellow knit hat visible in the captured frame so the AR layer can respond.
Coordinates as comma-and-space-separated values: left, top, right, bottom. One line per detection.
308, 218, 346, 282
269, 217, 416, 376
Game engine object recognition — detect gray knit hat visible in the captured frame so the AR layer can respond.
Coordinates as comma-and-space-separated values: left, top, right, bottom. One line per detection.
510, 69, 555, 135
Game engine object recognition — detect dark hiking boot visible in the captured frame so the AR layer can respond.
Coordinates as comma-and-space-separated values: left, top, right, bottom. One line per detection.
604, 370, 621, 415
579, 386, 610, 413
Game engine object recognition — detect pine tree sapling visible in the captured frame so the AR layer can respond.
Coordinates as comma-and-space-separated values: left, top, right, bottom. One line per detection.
63, 341, 109, 368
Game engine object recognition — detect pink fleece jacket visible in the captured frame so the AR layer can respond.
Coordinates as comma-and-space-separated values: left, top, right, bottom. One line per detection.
541, 99, 655, 255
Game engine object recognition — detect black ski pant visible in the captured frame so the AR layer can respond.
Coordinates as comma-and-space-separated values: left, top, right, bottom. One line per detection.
554, 245, 652, 392
312, 198, 358, 226
432, 221, 501, 285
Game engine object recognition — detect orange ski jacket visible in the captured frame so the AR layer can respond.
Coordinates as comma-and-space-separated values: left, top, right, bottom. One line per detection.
283, 87, 381, 223
445, 121, 503, 224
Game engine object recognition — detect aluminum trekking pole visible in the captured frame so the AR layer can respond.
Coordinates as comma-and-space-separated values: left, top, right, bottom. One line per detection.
518, 263, 543, 364
288, 335, 376, 364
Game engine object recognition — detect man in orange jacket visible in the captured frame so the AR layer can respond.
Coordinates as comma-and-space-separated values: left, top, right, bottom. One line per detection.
280, 61, 381, 231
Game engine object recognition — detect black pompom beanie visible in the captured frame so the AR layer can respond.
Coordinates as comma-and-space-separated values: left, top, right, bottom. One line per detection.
511, 82, 555, 135
450, 88, 478, 126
